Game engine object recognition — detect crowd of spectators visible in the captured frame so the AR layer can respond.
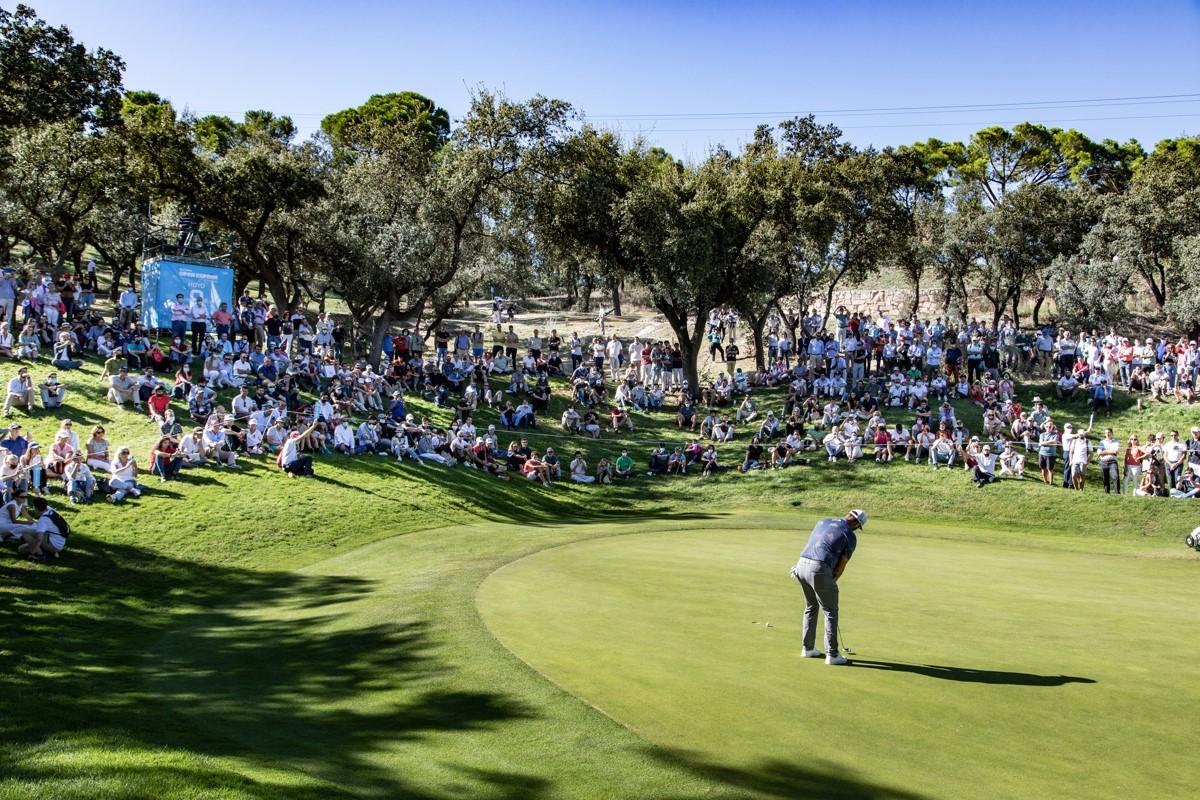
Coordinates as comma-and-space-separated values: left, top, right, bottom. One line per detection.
3, 266, 1199, 560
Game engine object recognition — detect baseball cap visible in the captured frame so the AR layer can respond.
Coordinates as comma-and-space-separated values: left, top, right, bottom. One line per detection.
849, 509, 868, 529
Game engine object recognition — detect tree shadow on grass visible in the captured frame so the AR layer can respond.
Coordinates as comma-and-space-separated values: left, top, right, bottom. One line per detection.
326, 452, 711, 528
847, 660, 1096, 686
645, 746, 928, 800
0, 534, 542, 798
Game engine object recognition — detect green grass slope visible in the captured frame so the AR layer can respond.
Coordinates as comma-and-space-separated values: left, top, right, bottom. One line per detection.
0, 352, 1197, 799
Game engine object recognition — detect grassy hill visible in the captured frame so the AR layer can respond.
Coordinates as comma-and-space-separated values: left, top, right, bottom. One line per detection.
1, 340, 1197, 799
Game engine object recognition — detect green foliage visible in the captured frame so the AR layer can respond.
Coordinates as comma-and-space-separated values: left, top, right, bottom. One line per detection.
0, 120, 119, 268
0, 3, 124, 130
321, 91, 450, 153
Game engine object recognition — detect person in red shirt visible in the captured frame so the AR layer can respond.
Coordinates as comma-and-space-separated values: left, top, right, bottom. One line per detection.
211, 303, 234, 341
147, 385, 172, 423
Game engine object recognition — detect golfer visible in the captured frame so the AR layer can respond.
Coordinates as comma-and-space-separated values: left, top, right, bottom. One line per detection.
790, 509, 866, 665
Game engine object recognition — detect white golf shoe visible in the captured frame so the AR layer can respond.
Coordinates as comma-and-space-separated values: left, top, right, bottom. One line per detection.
801, 648, 823, 658
826, 654, 849, 666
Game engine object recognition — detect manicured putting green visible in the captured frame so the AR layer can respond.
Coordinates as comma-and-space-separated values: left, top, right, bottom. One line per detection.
478, 522, 1200, 800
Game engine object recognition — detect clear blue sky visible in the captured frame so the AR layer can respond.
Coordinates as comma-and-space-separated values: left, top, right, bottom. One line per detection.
25, 0, 1200, 159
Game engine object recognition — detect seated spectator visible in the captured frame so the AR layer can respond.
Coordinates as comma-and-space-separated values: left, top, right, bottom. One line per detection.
930, 434, 956, 470
15, 496, 70, 561
699, 444, 720, 476
824, 425, 846, 462
610, 405, 634, 432
569, 451, 593, 483
561, 405, 581, 434
613, 448, 634, 478
108, 367, 142, 410
1056, 373, 1079, 401
0, 489, 37, 542
278, 421, 320, 477
740, 437, 765, 472
39, 373, 66, 409
595, 457, 613, 484
63, 454, 97, 503
676, 399, 698, 431
107, 447, 142, 504
667, 446, 688, 474
522, 452, 552, 487
973, 444, 997, 487
4, 367, 34, 417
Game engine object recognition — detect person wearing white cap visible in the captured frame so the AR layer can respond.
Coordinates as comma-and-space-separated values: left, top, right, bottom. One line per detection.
790, 509, 867, 666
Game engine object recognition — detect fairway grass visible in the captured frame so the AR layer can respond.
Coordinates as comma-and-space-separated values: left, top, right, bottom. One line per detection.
478, 519, 1200, 800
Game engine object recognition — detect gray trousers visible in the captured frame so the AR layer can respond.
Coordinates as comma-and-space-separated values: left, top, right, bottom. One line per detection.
792, 558, 839, 656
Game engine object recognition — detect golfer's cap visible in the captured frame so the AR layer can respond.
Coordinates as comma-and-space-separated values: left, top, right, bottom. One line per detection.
849, 509, 868, 529
1191, 427, 1200, 434
1032, 396, 1042, 403
8, 423, 19, 430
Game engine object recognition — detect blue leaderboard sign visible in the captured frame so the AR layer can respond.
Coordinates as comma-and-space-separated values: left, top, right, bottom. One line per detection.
140, 258, 234, 330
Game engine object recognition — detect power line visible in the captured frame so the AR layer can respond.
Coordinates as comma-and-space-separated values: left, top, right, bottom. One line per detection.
586, 92, 1200, 121
184, 92, 1200, 123
618, 111, 1200, 134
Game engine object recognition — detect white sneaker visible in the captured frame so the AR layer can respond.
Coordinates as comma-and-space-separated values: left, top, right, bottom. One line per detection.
826, 654, 849, 666
801, 648, 823, 658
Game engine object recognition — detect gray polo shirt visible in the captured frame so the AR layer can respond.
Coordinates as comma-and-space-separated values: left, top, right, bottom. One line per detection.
797, 517, 857, 569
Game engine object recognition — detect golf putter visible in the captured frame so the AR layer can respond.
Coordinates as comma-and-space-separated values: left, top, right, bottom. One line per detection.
837, 621, 856, 655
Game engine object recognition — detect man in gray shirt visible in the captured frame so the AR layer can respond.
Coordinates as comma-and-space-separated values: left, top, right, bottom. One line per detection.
790, 509, 866, 665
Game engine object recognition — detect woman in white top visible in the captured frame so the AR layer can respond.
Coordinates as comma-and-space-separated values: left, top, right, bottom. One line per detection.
0, 490, 37, 541
0, 322, 13, 358
107, 447, 142, 503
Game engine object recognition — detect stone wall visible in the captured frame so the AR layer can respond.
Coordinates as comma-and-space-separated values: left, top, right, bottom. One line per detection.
823, 287, 1038, 318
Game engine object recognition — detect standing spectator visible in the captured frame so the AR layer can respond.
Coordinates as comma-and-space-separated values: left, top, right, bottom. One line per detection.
0, 268, 18, 327
189, 295, 210, 353
118, 284, 139, 328
1097, 428, 1121, 494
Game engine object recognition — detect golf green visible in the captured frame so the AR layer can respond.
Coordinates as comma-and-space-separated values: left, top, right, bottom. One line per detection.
477, 521, 1200, 800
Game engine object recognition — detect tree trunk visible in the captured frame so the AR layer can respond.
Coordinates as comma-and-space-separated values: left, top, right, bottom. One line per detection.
1032, 293, 1046, 328
1010, 289, 1021, 328
738, 305, 769, 370
581, 273, 594, 313
367, 308, 394, 368
820, 268, 849, 330
1137, 263, 1167, 309
659, 305, 707, 401
563, 262, 578, 310
610, 280, 622, 317
907, 269, 921, 317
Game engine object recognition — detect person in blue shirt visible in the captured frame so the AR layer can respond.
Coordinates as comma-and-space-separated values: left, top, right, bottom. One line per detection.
256, 360, 278, 383
790, 509, 866, 665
